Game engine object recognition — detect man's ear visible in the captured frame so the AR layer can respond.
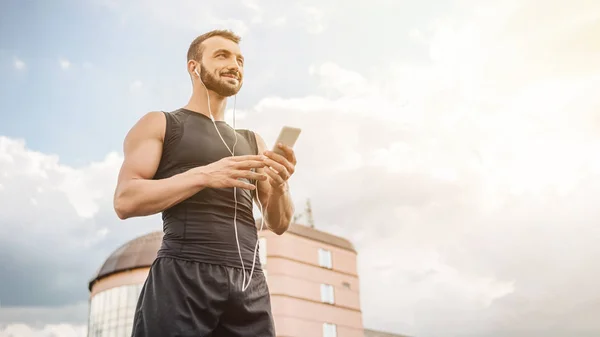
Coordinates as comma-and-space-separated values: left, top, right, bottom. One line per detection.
187, 60, 197, 76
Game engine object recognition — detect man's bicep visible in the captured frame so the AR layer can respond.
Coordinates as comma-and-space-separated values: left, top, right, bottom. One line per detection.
118, 112, 165, 183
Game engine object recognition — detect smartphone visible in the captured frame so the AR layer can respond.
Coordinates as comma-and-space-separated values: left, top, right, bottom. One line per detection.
272, 126, 301, 156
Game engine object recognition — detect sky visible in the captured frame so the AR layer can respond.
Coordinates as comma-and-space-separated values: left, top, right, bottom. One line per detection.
1, 0, 600, 336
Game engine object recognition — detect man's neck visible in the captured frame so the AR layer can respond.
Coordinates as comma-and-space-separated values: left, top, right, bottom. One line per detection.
184, 89, 228, 121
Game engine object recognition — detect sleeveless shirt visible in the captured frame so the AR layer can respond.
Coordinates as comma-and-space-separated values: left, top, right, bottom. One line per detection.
153, 108, 262, 270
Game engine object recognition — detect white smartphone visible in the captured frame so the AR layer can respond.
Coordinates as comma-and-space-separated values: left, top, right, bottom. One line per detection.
272, 126, 301, 156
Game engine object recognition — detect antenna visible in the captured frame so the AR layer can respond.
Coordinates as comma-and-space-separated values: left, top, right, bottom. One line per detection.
292, 198, 315, 228
305, 199, 315, 228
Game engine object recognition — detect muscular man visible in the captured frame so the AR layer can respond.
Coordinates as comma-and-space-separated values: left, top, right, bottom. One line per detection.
113, 29, 296, 336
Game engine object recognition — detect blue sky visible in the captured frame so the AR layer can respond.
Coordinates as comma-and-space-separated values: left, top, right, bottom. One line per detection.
2, 0, 600, 336
0, 0, 441, 166
1, 0, 148, 165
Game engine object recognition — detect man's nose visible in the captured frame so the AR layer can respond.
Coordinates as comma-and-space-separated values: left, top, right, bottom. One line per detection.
227, 59, 241, 72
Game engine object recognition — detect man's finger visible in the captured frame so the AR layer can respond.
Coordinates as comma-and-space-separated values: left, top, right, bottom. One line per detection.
231, 155, 265, 161
264, 160, 290, 182
276, 143, 296, 164
228, 178, 256, 190
234, 160, 267, 169
231, 170, 268, 181
262, 157, 286, 174
264, 166, 284, 186
264, 150, 294, 173
244, 171, 268, 181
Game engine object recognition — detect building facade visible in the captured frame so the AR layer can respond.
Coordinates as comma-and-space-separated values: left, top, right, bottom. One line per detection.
87, 223, 406, 337
258, 223, 364, 336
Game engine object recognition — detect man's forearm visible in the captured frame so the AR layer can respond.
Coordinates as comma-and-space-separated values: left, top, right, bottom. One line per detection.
264, 184, 294, 235
114, 171, 205, 219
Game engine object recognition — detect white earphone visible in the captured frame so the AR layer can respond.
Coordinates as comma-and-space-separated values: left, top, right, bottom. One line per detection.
194, 66, 266, 291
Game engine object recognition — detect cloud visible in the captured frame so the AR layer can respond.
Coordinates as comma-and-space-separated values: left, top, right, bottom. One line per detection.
300, 5, 325, 34
3, 0, 600, 336
93, 0, 327, 37
58, 58, 71, 70
13, 57, 25, 71
129, 79, 143, 93
231, 1, 600, 336
0, 302, 88, 337
0, 302, 88, 326
0, 136, 159, 309
241, 0, 262, 24
93, 0, 251, 36
0, 323, 86, 337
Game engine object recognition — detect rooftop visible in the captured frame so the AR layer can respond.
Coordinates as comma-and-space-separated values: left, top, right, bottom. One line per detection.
259, 220, 356, 252
88, 231, 163, 291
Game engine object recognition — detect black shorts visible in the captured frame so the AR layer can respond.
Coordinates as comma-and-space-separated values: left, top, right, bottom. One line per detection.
131, 257, 275, 337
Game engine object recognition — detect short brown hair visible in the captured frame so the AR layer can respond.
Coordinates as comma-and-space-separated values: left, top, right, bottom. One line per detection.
187, 29, 241, 61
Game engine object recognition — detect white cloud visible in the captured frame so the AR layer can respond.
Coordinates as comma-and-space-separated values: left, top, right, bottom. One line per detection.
0, 324, 86, 337
210, 18, 250, 37
0, 137, 121, 221
93, 0, 327, 37
58, 58, 70, 70
270, 16, 287, 27
129, 80, 143, 93
241, 0, 262, 24
13, 57, 25, 71
301, 5, 325, 34
309, 62, 370, 96
94, 0, 251, 36
241, 0, 260, 13
0, 136, 158, 314
233, 2, 600, 336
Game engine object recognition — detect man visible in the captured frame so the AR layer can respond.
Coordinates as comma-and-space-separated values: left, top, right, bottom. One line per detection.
113, 29, 296, 336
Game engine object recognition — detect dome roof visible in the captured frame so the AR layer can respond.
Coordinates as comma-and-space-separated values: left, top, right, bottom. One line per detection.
88, 231, 163, 291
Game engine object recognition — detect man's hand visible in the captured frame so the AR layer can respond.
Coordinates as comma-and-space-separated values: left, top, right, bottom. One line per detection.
190, 155, 268, 190
261, 143, 297, 192
252, 133, 296, 235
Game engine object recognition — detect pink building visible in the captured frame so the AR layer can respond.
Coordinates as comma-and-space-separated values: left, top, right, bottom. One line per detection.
258, 222, 363, 336
87, 222, 408, 337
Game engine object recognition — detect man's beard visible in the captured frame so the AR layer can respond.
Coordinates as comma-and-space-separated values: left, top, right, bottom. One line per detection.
200, 64, 242, 97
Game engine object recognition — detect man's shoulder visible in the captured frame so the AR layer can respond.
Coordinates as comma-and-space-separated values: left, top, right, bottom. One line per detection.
126, 111, 168, 141
247, 130, 267, 151
235, 128, 265, 141
235, 128, 255, 136
139, 110, 167, 121
140, 111, 167, 129
139, 109, 190, 127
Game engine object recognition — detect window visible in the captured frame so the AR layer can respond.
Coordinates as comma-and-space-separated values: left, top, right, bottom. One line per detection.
259, 237, 267, 266
87, 283, 144, 337
323, 323, 337, 337
320, 284, 335, 304
318, 248, 332, 269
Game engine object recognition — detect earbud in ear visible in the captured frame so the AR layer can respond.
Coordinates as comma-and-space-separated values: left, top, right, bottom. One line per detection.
194, 68, 200, 77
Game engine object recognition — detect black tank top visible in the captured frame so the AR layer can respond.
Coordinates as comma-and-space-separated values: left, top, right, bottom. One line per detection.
153, 108, 262, 270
